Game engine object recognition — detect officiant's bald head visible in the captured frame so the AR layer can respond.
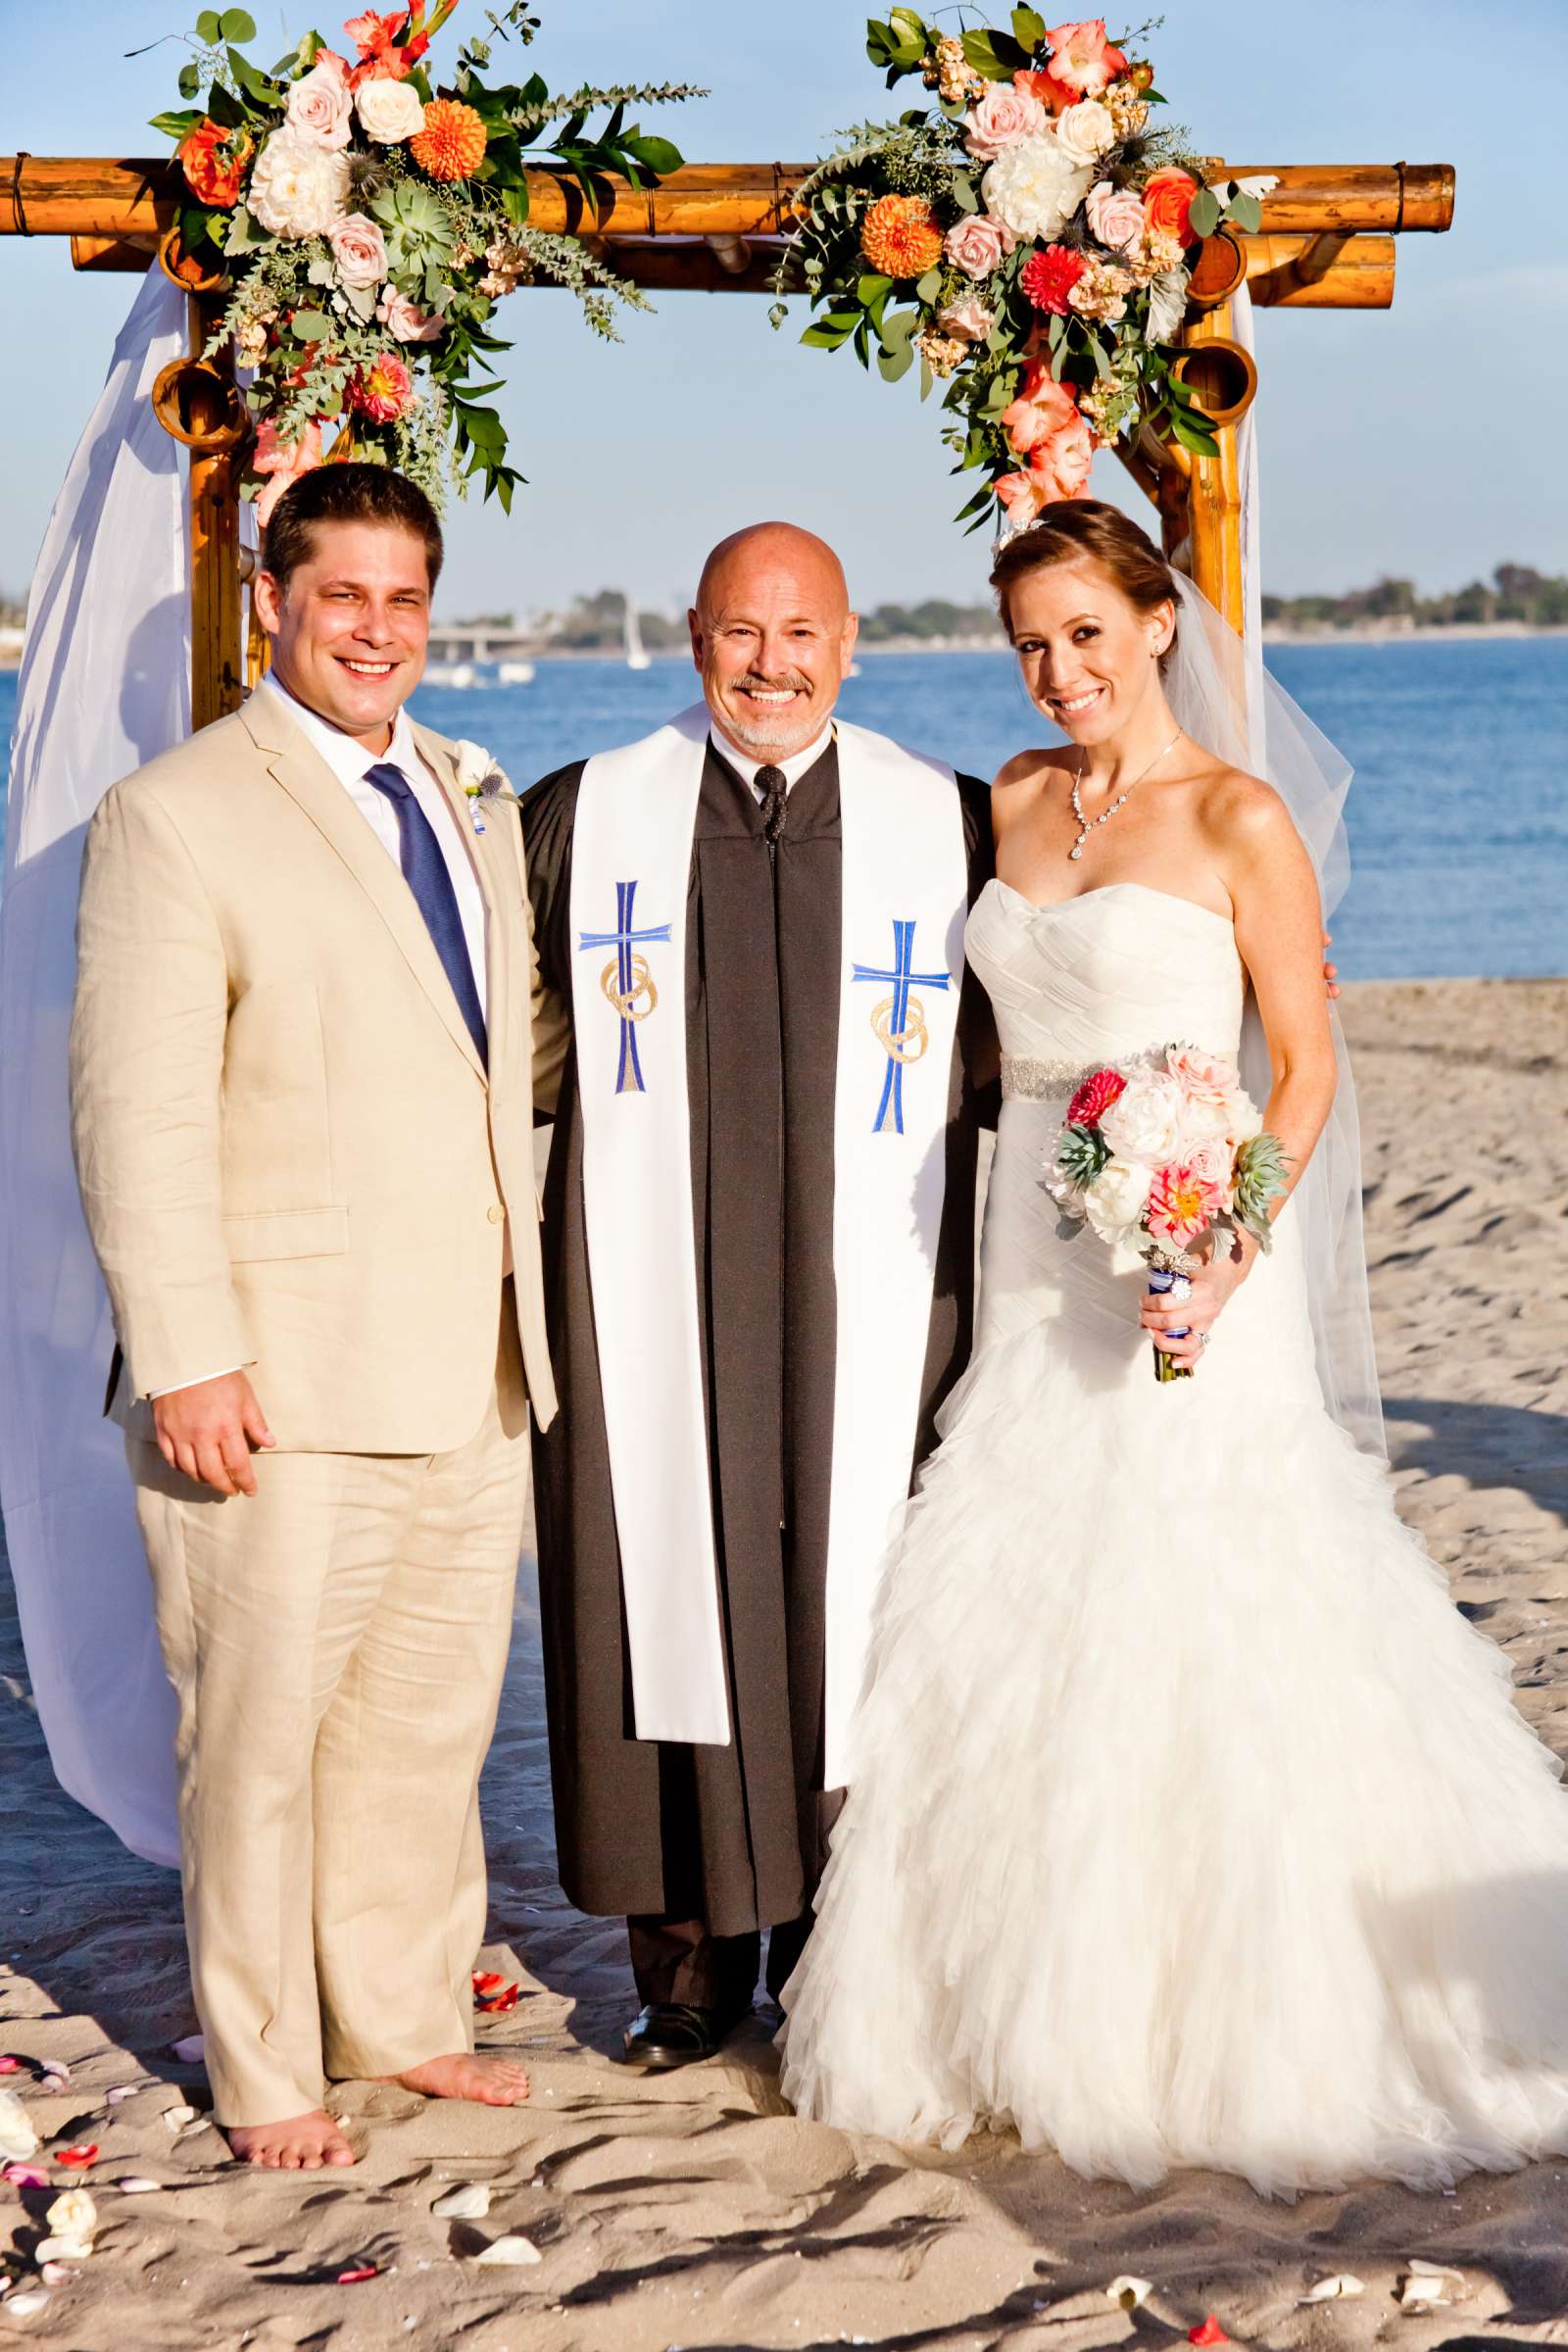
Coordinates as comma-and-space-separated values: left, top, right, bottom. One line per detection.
690, 521, 859, 760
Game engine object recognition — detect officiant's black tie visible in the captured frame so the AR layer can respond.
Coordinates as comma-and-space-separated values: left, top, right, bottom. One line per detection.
756, 764, 788, 846
365, 760, 488, 1067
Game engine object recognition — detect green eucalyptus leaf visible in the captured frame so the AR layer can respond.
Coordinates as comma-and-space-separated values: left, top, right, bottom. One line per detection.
195, 8, 221, 39
951, 175, 979, 216
1011, 6, 1047, 49
878, 340, 916, 381
293, 310, 331, 340
1226, 191, 1262, 234
177, 62, 201, 98
1187, 187, 1222, 240
220, 7, 257, 36
914, 267, 942, 303
880, 308, 918, 347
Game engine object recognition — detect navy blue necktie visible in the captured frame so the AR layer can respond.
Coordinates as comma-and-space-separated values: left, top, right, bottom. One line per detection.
364, 761, 488, 1067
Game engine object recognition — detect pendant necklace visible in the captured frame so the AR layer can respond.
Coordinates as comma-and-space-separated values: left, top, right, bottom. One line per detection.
1068, 729, 1182, 861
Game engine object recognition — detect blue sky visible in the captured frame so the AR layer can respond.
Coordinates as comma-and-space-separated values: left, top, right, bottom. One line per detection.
3, 0, 1565, 618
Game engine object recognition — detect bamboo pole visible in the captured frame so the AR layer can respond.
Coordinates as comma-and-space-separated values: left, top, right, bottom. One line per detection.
1171, 302, 1246, 637
2, 156, 1455, 242
67, 224, 1397, 309
179, 294, 245, 729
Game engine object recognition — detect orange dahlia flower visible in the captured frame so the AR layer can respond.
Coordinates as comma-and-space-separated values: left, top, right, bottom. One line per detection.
410, 98, 488, 183
859, 194, 945, 280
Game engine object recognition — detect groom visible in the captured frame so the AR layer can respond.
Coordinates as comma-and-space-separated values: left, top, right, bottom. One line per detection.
69, 464, 562, 2169
522, 523, 997, 2066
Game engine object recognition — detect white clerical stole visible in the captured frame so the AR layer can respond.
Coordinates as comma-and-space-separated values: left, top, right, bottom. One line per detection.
568, 703, 967, 1787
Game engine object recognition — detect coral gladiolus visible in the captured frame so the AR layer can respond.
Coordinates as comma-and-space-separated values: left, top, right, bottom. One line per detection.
1044, 20, 1128, 95
254, 418, 324, 527
410, 98, 488, 182
859, 194, 946, 280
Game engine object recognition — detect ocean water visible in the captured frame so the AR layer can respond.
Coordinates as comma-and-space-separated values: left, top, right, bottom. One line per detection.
2, 638, 1564, 980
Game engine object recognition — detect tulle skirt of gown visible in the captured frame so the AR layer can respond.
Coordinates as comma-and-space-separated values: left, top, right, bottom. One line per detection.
779, 1079, 1568, 2199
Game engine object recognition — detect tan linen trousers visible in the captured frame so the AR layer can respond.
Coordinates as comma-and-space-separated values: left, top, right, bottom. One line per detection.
129, 1312, 529, 2128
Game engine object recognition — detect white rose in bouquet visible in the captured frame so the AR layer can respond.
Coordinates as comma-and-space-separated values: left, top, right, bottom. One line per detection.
983, 133, 1094, 245
1083, 1157, 1152, 1244
356, 76, 426, 145
1099, 1071, 1184, 1166
249, 131, 350, 239
1054, 99, 1116, 165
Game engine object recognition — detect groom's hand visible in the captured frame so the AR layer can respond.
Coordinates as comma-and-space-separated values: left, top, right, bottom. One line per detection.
1322, 928, 1340, 1001
153, 1372, 276, 1497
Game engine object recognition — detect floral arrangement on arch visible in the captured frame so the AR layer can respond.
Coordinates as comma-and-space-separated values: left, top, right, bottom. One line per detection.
771, 9, 1274, 536
148, 1, 701, 517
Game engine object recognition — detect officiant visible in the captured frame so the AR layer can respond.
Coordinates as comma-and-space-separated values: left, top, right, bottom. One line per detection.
521, 523, 996, 2065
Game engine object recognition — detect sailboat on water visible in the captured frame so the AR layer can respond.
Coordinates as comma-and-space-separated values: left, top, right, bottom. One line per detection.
623, 599, 652, 671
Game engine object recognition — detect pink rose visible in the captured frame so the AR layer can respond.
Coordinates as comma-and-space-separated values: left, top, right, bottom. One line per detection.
943, 212, 1017, 280
284, 54, 354, 150
1166, 1045, 1245, 1139
328, 211, 387, 288
1085, 178, 1146, 254
1000, 360, 1080, 454
377, 285, 443, 342
961, 82, 1048, 163
254, 418, 323, 528
1185, 1136, 1238, 1211
938, 293, 996, 342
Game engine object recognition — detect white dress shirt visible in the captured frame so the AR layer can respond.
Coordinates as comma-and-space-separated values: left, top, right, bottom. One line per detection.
261, 672, 488, 1019
710, 720, 834, 804
152, 679, 490, 1399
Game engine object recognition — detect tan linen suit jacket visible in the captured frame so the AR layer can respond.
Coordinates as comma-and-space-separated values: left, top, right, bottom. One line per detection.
70, 689, 566, 1452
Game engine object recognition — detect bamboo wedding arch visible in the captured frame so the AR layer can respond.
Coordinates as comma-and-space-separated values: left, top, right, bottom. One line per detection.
1, 152, 1453, 723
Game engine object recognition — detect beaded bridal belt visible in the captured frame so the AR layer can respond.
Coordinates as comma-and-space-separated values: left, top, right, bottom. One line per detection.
1000, 1054, 1084, 1101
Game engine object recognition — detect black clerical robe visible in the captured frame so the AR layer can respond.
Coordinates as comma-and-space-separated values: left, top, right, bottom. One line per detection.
522, 735, 995, 1936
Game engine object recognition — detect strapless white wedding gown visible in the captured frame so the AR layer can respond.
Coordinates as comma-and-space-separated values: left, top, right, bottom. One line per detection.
780, 879, 1568, 2197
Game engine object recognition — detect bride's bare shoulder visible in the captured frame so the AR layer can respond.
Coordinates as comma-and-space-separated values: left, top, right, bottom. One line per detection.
1194, 760, 1314, 883
991, 746, 1070, 795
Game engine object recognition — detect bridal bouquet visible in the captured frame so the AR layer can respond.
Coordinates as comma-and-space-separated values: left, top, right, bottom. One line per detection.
147, 2, 699, 515
773, 10, 1274, 533
1045, 1044, 1289, 1382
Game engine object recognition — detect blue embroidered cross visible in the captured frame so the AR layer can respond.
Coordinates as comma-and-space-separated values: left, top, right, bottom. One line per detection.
577, 879, 672, 1096
852, 918, 952, 1136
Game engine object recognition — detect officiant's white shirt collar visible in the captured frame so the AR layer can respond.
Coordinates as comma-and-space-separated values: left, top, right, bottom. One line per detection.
709, 717, 834, 800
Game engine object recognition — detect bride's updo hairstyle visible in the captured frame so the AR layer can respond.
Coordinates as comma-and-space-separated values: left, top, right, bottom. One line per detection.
990, 500, 1180, 671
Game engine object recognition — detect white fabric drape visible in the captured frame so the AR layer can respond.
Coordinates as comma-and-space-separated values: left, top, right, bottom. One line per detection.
1170, 282, 1385, 1457
0, 268, 189, 1866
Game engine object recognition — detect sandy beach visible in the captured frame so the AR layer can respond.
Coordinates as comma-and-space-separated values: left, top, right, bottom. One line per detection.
1, 974, 1564, 2351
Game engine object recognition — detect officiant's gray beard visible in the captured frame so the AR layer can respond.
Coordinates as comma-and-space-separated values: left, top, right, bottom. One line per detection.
716, 672, 823, 755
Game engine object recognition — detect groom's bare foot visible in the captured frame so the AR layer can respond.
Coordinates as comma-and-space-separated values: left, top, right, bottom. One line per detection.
386, 2052, 530, 2106
226, 2109, 355, 2170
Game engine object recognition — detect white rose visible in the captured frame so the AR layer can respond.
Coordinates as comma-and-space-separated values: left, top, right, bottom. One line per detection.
982, 132, 1093, 245
1100, 1072, 1184, 1165
1083, 1157, 1152, 1244
356, 75, 426, 145
1145, 265, 1190, 345
1054, 99, 1116, 165
248, 131, 350, 241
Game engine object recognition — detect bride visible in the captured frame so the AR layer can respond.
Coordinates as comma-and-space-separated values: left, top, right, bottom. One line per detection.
778, 500, 1568, 2198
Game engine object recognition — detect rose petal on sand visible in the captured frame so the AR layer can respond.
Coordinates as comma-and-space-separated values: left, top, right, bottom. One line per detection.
1397, 2267, 1464, 2311
1189, 2321, 1229, 2345
116, 2179, 160, 2195
0, 2059, 20, 2075
338, 2265, 379, 2284
38, 2064, 70, 2087
431, 2183, 491, 2219
162, 2106, 197, 2131
53, 2146, 98, 2169
1106, 2278, 1153, 2311
45, 2191, 95, 2241
169, 2035, 206, 2066
105, 2087, 137, 2107
38, 2264, 74, 2287
0, 2091, 39, 2161
1, 2290, 50, 2319
1299, 2276, 1365, 2303
34, 2237, 92, 2264
175, 2119, 213, 2141
472, 2233, 542, 2267
3, 2166, 48, 2190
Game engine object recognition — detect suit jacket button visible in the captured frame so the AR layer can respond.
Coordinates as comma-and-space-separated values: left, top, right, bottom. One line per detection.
487, 1203, 505, 1223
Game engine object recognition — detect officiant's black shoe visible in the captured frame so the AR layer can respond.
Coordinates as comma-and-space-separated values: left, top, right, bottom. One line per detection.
622, 2001, 748, 2069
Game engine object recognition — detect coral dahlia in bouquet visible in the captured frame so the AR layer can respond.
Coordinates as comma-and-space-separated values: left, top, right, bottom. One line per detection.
772, 9, 1277, 535
150, 1, 701, 515
1045, 1043, 1290, 1382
